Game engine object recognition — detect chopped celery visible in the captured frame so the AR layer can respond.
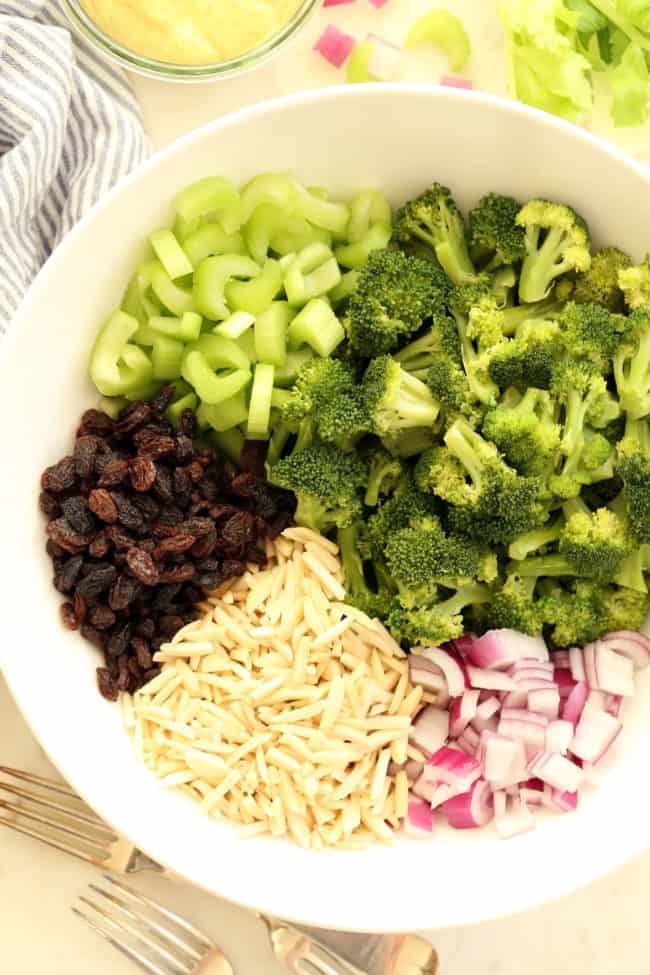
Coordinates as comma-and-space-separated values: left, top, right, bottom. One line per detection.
89, 310, 154, 397
132, 322, 159, 346
254, 301, 293, 366
329, 269, 360, 305
347, 41, 377, 83
166, 391, 198, 428
151, 335, 184, 380
124, 381, 164, 402
149, 229, 193, 280
287, 299, 345, 357
198, 391, 249, 432
307, 186, 329, 200
284, 243, 342, 305
174, 176, 240, 224
149, 311, 202, 342
346, 190, 392, 243
193, 254, 259, 320
183, 224, 246, 267
271, 387, 292, 410
334, 221, 392, 269
225, 259, 283, 314
182, 351, 251, 405
236, 327, 258, 365
271, 221, 332, 255
97, 396, 127, 419
213, 311, 255, 339
292, 181, 350, 234
247, 363, 275, 439
244, 204, 293, 264
209, 427, 244, 463
122, 268, 164, 322
149, 261, 195, 317
239, 173, 296, 225
404, 9, 471, 72
278, 252, 296, 270
188, 334, 250, 371
273, 347, 314, 387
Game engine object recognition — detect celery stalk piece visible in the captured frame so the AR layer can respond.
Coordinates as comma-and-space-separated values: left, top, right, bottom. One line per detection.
346, 190, 392, 243
244, 204, 292, 264
239, 173, 296, 226
404, 9, 471, 71
287, 299, 345, 357
236, 327, 258, 365
271, 221, 332, 255
193, 254, 260, 320
247, 363, 275, 439
307, 186, 329, 200
97, 396, 127, 419
124, 381, 164, 402
254, 301, 294, 366
270, 387, 292, 410
213, 311, 256, 340
181, 350, 251, 405
132, 322, 159, 347
149, 261, 195, 317
225, 259, 284, 315
173, 213, 201, 243
347, 41, 377, 83
149, 229, 193, 280
166, 391, 198, 428
329, 269, 360, 305
151, 335, 185, 380
273, 347, 314, 387
198, 391, 249, 432
149, 311, 202, 342
292, 180, 350, 234
188, 334, 251, 371
210, 427, 244, 463
335, 222, 392, 269
284, 243, 342, 305
183, 224, 246, 267
89, 310, 154, 397
278, 252, 296, 271
174, 176, 240, 224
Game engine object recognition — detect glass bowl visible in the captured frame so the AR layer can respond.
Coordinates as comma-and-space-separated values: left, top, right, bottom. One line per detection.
57, 0, 320, 82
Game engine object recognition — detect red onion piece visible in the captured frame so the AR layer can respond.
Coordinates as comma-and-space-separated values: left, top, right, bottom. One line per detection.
592, 642, 635, 696
466, 666, 516, 691
405, 798, 434, 836
501, 687, 529, 709
467, 630, 549, 670
561, 680, 588, 727
601, 630, 650, 668
471, 712, 499, 735
520, 787, 545, 806
453, 633, 477, 657
569, 647, 586, 682
527, 752, 584, 792
480, 732, 527, 786
606, 694, 624, 718
551, 788, 578, 812
554, 668, 575, 695
440, 75, 474, 90
528, 686, 560, 720
441, 779, 494, 829
313, 25, 356, 67
498, 715, 547, 757
365, 32, 402, 80
414, 646, 468, 697
409, 704, 449, 756
409, 664, 447, 696
476, 696, 500, 720
449, 689, 480, 737
552, 650, 570, 669
570, 708, 622, 763
495, 794, 536, 838
368, 0, 389, 7
545, 719, 574, 755
419, 747, 482, 800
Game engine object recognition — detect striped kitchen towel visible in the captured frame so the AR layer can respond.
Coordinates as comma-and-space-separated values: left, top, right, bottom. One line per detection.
0, 0, 149, 336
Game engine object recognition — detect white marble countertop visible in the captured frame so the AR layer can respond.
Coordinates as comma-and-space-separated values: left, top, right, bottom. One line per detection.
4, 2, 650, 972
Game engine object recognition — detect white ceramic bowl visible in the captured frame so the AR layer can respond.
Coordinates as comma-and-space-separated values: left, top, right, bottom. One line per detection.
2, 85, 650, 934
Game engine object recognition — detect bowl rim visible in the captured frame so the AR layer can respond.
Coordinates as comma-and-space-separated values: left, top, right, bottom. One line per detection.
56, 0, 320, 82
3, 84, 650, 932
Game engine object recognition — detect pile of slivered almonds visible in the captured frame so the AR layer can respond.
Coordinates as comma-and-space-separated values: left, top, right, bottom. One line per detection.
122, 527, 426, 849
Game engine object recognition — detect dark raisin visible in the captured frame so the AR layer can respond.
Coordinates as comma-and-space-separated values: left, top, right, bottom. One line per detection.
184, 586, 203, 604
88, 532, 111, 558
97, 458, 130, 487
107, 622, 132, 657
73, 591, 88, 623
175, 434, 193, 465
126, 547, 159, 586
46, 539, 66, 558
221, 559, 246, 579
153, 533, 197, 560
178, 409, 197, 438
185, 460, 204, 484
108, 574, 142, 611
138, 539, 156, 554
173, 467, 192, 507
158, 563, 196, 583
189, 528, 217, 560
217, 510, 255, 558
61, 496, 96, 535
97, 668, 119, 701
197, 477, 218, 502
151, 636, 165, 652
151, 385, 177, 416
39, 491, 61, 518
90, 605, 117, 630
136, 618, 156, 640
41, 457, 77, 493
78, 409, 114, 437
105, 524, 135, 550
46, 517, 92, 554
131, 637, 153, 669
133, 495, 160, 520
81, 623, 106, 650
266, 510, 294, 539
116, 655, 132, 691
129, 455, 157, 492
112, 492, 144, 531
75, 564, 117, 598
158, 614, 185, 637
73, 435, 100, 479
138, 434, 176, 459
239, 441, 267, 478
60, 602, 78, 629
152, 466, 175, 503
182, 516, 215, 537
54, 554, 85, 594
152, 583, 182, 610
88, 489, 119, 523
114, 401, 153, 436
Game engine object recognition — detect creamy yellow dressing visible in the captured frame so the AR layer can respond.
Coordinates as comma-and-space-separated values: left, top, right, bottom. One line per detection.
81, 0, 302, 65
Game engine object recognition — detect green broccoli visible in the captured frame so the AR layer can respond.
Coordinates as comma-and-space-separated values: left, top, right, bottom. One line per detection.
344, 249, 452, 357
386, 583, 491, 646
317, 390, 370, 452
508, 517, 565, 560
617, 416, 650, 542
468, 192, 526, 271
559, 500, 632, 582
380, 427, 436, 458
361, 355, 440, 437
541, 579, 649, 648
619, 255, 650, 310
425, 356, 480, 423
517, 199, 591, 304
613, 308, 650, 420
392, 183, 478, 286
486, 318, 563, 390
448, 284, 503, 406
559, 301, 629, 375
393, 314, 462, 377
501, 293, 563, 335
364, 475, 439, 558
485, 574, 545, 635
482, 387, 561, 476
491, 265, 518, 308
337, 522, 394, 619
363, 448, 407, 507
267, 443, 367, 534
573, 247, 632, 312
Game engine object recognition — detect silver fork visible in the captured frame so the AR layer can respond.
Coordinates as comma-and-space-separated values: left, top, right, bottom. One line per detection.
0, 765, 439, 975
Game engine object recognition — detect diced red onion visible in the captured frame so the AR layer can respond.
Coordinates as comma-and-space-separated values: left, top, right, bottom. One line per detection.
606, 694, 624, 718
466, 666, 516, 691
441, 779, 494, 829
552, 650, 570, 669
456, 725, 480, 756
313, 25, 356, 67
422, 746, 482, 794
409, 664, 447, 696
498, 717, 547, 757
510, 659, 554, 677
592, 643, 635, 696
467, 630, 549, 670
570, 708, 622, 763
481, 733, 527, 786
569, 647, 586, 682
545, 719, 574, 755
409, 704, 449, 756
476, 696, 500, 720
601, 630, 650, 669
520, 787, 545, 806
495, 795, 536, 838
527, 752, 584, 792
471, 712, 499, 735
561, 680, 588, 727
528, 686, 560, 720
449, 689, 480, 738
365, 33, 402, 80
414, 646, 468, 697
453, 633, 477, 658
554, 668, 575, 697
551, 789, 578, 812
405, 798, 434, 836
501, 688, 529, 709
440, 75, 474, 90
500, 707, 548, 726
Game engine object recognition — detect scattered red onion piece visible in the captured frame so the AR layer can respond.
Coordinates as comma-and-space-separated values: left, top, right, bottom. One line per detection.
570, 708, 622, 763
528, 686, 560, 720
601, 630, 650, 669
592, 643, 635, 696
606, 694, 624, 718
545, 719, 574, 755
405, 798, 434, 836
449, 689, 479, 738
467, 630, 548, 670
453, 633, 477, 657
418, 747, 481, 802
495, 795, 536, 838
476, 696, 500, 720
466, 666, 516, 691
415, 646, 468, 697
551, 789, 578, 812
552, 650, 570, 668
314, 25, 356, 68
520, 787, 545, 806
365, 32, 402, 80
554, 668, 576, 699
480, 732, 527, 786
442, 780, 494, 828
569, 647, 586, 682
409, 704, 449, 756
498, 711, 547, 757
561, 680, 588, 727
408, 663, 447, 696
440, 75, 474, 90
527, 752, 584, 792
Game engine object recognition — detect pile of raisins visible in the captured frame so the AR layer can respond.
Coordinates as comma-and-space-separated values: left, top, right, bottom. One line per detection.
40, 386, 296, 701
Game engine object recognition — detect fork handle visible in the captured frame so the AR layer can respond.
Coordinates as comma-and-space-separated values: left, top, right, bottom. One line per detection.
193, 947, 236, 975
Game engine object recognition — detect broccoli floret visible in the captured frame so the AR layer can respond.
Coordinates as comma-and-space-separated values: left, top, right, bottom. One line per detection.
485, 575, 545, 635
361, 355, 440, 436
559, 301, 629, 375
280, 358, 355, 425
541, 579, 649, 648
613, 308, 650, 420
501, 293, 563, 335
365, 475, 439, 557
487, 318, 563, 390
393, 314, 462, 377
482, 387, 561, 476
426, 356, 480, 423
381, 427, 435, 458
617, 416, 650, 541
559, 501, 632, 582
317, 390, 370, 452
596, 584, 649, 634
337, 522, 394, 619
363, 448, 407, 507
386, 583, 491, 646
392, 183, 477, 286
267, 443, 366, 534
491, 266, 518, 308
508, 517, 564, 560
344, 249, 452, 357
619, 255, 650, 310
468, 193, 526, 271
266, 414, 315, 468
573, 247, 632, 312
517, 199, 591, 304
448, 285, 503, 406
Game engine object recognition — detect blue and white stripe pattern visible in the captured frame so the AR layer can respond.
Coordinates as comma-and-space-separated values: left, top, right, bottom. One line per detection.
0, 0, 148, 336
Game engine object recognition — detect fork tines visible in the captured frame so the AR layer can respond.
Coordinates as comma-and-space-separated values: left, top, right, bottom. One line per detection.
0, 764, 116, 866
73, 875, 216, 975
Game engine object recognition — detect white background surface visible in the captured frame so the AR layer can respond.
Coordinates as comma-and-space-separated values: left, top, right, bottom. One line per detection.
4, 1, 650, 971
